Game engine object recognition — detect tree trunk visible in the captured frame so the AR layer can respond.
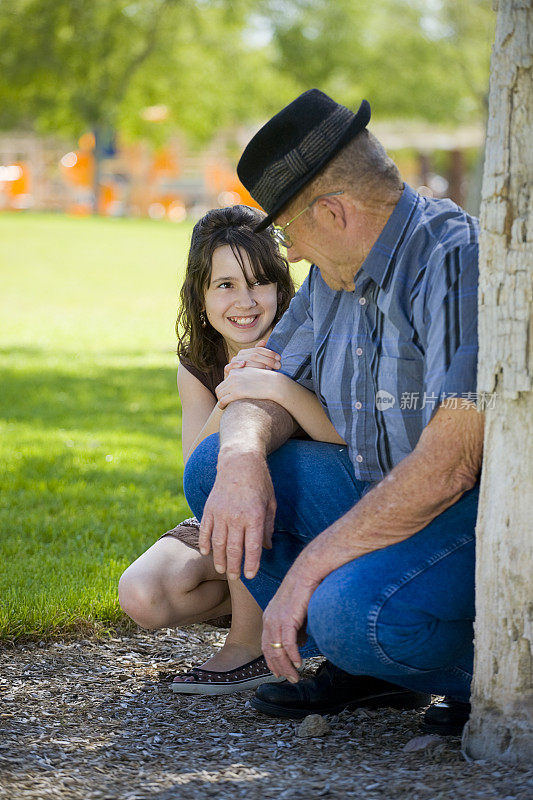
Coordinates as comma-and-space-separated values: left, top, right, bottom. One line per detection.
463, 0, 533, 764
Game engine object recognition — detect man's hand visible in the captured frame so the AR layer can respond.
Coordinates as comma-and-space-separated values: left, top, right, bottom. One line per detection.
198, 450, 276, 581
261, 565, 320, 682
199, 395, 297, 581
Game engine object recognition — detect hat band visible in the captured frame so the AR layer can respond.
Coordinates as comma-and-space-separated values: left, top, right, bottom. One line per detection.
251, 104, 354, 213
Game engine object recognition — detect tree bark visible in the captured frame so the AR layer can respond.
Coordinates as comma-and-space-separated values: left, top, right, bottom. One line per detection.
463, 0, 533, 764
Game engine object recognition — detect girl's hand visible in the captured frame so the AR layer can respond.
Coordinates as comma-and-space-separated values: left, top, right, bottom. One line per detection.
224, 339, 281, 378
216, 366, 282, 409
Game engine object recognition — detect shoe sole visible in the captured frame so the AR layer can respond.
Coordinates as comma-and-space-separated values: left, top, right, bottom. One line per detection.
251, 690, 431, 719
171, 673, 285, 696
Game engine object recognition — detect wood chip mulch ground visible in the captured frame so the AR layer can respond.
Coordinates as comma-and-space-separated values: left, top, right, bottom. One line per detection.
1, 626, 531, 799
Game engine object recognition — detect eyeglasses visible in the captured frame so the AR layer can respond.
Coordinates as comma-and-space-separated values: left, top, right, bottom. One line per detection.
270, 191, 344, 249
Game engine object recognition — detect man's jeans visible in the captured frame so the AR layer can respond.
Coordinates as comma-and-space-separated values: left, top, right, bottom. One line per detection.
184, 436, 478, 702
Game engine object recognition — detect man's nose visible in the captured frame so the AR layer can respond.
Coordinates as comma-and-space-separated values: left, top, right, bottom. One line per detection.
286, 245, 304, 263
287, 244, 303, 264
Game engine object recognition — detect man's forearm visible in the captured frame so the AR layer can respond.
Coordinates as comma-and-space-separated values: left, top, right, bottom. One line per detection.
293, 404, 484, 587
202, 398, 298, 579
219, 398, 298, 458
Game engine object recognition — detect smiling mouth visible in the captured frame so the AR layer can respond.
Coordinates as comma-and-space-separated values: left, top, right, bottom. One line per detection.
227, 315, 260, 329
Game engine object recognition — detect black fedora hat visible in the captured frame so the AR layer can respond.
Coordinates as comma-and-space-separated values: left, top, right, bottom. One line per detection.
237, 89, 371, 231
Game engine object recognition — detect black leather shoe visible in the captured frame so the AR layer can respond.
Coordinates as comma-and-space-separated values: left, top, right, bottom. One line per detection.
421, 697, 471, 736
251, 660, 431, 719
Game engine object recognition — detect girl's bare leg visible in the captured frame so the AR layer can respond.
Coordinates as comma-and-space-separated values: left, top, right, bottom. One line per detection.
119, 538, 265, 670
200, 578, 263, 671
118, 537, 231, 629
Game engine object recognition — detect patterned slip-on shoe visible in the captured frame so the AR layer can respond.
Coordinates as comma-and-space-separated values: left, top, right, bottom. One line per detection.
171, 655, 285, 696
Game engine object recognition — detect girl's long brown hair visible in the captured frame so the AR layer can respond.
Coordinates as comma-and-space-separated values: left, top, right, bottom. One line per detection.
176, 205, 294, 371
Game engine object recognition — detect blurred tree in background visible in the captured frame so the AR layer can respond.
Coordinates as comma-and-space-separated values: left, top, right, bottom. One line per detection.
0, 0, 494, 144
0, 0, 286, 143
0, 0, 296, 209
260, 0, 494, 123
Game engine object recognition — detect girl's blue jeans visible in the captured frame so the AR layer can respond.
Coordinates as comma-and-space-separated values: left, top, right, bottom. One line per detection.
184, 436, 479, 703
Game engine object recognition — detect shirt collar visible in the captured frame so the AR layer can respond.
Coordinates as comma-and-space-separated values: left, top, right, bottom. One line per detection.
357, 183, 420, 290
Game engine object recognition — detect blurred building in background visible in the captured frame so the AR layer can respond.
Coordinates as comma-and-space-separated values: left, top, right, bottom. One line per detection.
0, 120, 484, 221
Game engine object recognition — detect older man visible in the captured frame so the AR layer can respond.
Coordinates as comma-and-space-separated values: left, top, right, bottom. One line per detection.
184, 90, 482, 735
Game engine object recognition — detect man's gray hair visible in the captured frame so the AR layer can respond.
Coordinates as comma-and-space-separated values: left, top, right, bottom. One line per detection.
295, 129, 402, 210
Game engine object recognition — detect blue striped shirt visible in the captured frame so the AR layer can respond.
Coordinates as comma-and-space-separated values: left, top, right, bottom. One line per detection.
268, 184, 479, 483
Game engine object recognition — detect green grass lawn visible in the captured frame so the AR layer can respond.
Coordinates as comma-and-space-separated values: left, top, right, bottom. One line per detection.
0, 212, 307, 641
0, 212, 195, 640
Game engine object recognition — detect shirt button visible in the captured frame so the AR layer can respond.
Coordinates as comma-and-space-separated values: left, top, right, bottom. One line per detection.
356, 454, 363, 463
358, 297, 366, 305
356, 347, 363, 356
355, 401, 362, 410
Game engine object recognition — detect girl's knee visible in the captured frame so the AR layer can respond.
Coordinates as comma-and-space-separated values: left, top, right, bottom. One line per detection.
118, 563, 186, 629
118, 567, 162, 628
118, 541, 214, 628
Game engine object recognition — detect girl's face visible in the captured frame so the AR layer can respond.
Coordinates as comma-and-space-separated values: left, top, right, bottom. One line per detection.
203, 245, 278, 355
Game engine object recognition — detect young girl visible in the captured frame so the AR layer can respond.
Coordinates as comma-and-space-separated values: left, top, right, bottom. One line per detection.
118, 205, 344, 695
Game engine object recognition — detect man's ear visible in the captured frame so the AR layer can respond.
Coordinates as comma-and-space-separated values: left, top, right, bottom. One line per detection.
317, 195, 347, 231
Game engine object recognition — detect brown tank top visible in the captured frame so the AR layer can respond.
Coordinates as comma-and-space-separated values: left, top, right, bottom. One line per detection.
179, 342, 227, 397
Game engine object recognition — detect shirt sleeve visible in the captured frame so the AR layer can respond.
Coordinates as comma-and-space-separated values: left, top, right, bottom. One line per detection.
419, 242, 479, 422
266, 267, 316, 392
